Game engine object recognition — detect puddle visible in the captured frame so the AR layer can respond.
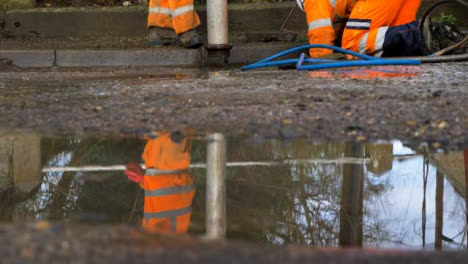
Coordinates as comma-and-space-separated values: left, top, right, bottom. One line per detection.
0, 131, 466, 250
308, 67, 421, 79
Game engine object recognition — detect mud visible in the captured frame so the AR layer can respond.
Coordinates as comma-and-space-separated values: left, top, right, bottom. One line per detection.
0, 63, 467, 150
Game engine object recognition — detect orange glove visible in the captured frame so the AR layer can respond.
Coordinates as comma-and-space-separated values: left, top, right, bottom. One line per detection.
125, 161, 144, 183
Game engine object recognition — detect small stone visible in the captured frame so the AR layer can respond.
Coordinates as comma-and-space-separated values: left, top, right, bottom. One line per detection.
406, 120, 417, 127
365, 119, 375, 125
282, 119, 293, 125
432, 90, 442, 97
34, 221, 51, 230
437, 121, 448, 129
356, 136, 367, 142
94, 106, 103, 112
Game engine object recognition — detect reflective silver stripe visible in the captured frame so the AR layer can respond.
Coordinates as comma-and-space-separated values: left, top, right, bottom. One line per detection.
359, 32, 368, 54
374, 26, 388, 57
308, 18, 332, 31
144, 206, 192, 219
149, 6, 171, 15
346, 21, 370, 29
172, 5, 194, 17
145, 185, 194, 197
329, 0, 336, 8
145, 168, 188, 176
170, 216, 177, 232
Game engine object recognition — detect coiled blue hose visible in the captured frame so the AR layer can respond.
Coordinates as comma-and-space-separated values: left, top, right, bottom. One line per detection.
241, 44, 421, 71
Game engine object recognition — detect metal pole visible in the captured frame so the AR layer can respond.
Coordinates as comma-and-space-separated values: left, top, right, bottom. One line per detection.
279, 5, 297, 33
464, 149, 468, 248
339, 143, 364, 247
205, 133, 227, 240
207, 0, 229, 48
435, 169, 444, 250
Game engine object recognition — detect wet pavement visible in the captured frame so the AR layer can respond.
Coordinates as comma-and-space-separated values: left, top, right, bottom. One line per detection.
0, 61, 467, 262
0, 63, 467, 150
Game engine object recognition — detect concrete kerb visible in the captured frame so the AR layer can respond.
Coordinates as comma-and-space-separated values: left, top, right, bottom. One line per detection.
0, 50, 55, 67
0, 43, 302, 68
56, 48, 202, 67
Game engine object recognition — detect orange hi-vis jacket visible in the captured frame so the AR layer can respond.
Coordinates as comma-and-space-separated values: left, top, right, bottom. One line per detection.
305, 0, 420, 57
342, 0, 421, 57
140, 132, 195, 233
305, 0, 357, 57
148, 0, 200, 34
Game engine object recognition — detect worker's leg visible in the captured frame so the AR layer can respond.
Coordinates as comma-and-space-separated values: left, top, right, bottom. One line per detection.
382, 0, 423, 56
391, 0, 421, 26
304, 0, 335, 57
148, 0, 173, 29
381, 20, 424, 57
168, 0, 200, 34
343, 0, 423, 57
342, 0, 404, 56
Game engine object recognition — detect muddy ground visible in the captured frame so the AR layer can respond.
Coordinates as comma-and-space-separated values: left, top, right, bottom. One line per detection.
0, 222, 467, 264
0, 63, 467, 151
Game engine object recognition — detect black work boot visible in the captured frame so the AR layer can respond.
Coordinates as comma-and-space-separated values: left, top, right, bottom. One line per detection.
148, 27, 178, 47
178, 29, 203, 48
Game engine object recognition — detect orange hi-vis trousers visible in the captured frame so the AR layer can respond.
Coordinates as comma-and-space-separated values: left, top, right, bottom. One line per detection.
342, 0, 421, 57
304, 0, 357, 57
140, 131, 195, 233
148, 0, 201, 34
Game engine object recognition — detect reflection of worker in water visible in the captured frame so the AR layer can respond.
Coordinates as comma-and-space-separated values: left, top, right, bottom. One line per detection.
125, 130, 195, 233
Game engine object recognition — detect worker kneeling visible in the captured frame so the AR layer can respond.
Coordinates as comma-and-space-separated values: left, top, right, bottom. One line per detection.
297, 0, 452, 57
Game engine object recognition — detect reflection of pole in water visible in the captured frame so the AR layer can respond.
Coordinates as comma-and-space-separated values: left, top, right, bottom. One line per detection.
339, 143, 364, 247
422, 157, 429, 248
205, 133, 227, 239
435, 169, 444, 250
464, 149, 468, 248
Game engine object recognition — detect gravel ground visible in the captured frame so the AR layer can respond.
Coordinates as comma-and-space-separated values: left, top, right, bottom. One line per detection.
0, 63, 467, 151
0, 222, 467, 264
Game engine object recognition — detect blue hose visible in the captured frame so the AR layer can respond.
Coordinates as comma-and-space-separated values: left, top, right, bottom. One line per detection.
241, 44, 421, 71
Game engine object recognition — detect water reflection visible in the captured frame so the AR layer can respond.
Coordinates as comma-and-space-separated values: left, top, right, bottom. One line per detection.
308, 67, 419, 79
0, 132, 467, 250
125, 130, 195, 233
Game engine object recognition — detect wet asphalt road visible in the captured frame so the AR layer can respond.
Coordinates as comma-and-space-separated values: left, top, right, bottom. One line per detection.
0, 63, 467, 150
